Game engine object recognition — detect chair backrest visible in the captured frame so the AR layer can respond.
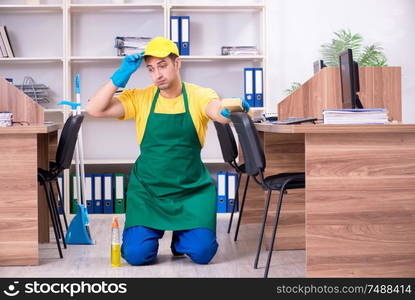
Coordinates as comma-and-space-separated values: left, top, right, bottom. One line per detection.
230, 112, 266, 176
55, 114, 84, 170
213, 121, 238, 163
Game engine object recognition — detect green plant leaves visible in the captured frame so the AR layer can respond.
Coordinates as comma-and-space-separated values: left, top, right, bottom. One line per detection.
359, 44, 388, 66
285, 82, 302, 95
320, 29, 388, 67
284, 29, 388, 95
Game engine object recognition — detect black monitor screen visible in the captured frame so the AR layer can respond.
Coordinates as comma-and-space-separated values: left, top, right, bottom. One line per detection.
339, 49, 355, 109
353, 61, 360, 92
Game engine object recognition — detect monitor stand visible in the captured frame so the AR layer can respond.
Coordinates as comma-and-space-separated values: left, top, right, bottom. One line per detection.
355, 95, 364, 109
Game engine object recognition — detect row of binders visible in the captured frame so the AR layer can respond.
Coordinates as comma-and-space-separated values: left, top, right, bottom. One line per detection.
216, 172, 239, 213
170, 16, 190, 55
0, 26, 15, 58
65, 173, 126, 214
244, 67, 263, 107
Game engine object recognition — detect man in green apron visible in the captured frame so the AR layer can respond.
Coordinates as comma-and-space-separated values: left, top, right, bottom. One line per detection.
86, 37, 250, 265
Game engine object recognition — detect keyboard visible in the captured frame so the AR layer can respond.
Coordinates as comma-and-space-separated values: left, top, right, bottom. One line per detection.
272, 117, 317, 125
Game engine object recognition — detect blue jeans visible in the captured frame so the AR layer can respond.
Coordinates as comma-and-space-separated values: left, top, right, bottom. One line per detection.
121, 226, 218, 266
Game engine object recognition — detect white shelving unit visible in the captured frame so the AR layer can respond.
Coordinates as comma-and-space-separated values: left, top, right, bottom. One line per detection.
0, 57, 64, 61
0, 4, 62, 10
0, 0, 268, 214
69, 55, 264, 61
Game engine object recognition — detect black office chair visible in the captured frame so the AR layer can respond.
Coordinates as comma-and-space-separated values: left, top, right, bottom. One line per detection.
213, 121, 250, 241
230, 112, 305, 278
38, 114, 84, 258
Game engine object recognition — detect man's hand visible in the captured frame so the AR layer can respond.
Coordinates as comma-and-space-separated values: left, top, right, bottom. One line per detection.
220, 98, 251, 119
111, 51, 144, 88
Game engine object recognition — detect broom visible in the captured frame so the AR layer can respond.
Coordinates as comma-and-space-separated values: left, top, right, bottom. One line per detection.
59, 73, 94, 245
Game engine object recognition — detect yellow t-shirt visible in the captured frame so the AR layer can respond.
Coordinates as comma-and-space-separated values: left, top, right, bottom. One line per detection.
116, 82, 219, 146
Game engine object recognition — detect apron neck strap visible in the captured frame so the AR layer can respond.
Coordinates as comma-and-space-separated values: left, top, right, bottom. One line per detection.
151, 82, 189, 114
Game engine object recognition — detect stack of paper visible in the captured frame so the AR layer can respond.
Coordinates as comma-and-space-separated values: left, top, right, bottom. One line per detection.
0, 112, 13, 127
323, 108, 389, 124
115, 37, 151, 56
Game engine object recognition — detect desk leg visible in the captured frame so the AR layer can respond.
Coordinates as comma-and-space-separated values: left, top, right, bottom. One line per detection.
306, 132, 415, 277
0, 134, 38, 265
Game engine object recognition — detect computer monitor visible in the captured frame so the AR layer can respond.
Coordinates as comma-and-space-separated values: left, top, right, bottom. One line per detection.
313, 60, 327, 74
353, 61, 360, 92
339, 49, 363, 109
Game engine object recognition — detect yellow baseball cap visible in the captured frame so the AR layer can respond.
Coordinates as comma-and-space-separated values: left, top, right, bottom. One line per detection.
143, 37, 179, 58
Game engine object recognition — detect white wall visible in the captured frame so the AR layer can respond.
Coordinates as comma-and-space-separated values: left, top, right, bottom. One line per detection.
267, 0, 415, 122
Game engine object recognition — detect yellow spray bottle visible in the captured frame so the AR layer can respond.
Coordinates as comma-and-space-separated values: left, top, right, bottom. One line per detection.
111, 216, 121, 267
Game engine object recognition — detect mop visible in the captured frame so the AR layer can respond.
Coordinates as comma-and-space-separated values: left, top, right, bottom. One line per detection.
58, 73, 94, 245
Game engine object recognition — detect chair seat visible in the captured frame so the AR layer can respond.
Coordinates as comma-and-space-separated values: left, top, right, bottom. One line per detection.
264, 173, 305, 190
38, 167, 57, 183
38, 162, 63, 183
49, 161, 58, 170
238, 163, 246, 173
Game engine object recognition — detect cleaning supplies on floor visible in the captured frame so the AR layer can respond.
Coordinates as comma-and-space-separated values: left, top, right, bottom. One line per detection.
111, 216, 121, 267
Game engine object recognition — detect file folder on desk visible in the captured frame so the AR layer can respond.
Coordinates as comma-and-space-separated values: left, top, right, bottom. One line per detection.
216, 172, 227, 213
103, 174, 114, 214
180, 16, 190, 55
244, 68, 254, 107
57, 174, 64, 215
226, 172, 238, 213
254, 67, 263, 107
93, 174, 103, 214
85, 174, 94, 214
170, 16, 180, 51
114, 174, 125, 214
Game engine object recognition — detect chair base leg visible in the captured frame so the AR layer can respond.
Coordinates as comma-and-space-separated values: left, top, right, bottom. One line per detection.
264, 188, 286, 278
49, 182, 67, 249
254, 189, 272, 269
234, 175, 250, 242
227, 172, 242, 234
42, 181, 63, 259
55, 179, 69, 231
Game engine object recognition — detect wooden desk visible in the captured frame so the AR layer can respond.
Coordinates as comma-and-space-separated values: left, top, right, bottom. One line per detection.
0, 123, 60, 266
245, 123, 415, 277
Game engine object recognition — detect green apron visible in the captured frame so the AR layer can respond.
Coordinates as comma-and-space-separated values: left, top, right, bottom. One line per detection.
124, 83, 217, 232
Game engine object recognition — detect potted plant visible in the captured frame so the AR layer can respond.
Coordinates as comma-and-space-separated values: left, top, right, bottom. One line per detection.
321, 29, 387, 66
285, 29, 388, 95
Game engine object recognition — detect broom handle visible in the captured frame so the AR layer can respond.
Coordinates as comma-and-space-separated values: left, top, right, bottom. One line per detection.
74, 112, 83, 206
74, 72, 87, 209
76, 108, 92, 237
78, 128, 87, 209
